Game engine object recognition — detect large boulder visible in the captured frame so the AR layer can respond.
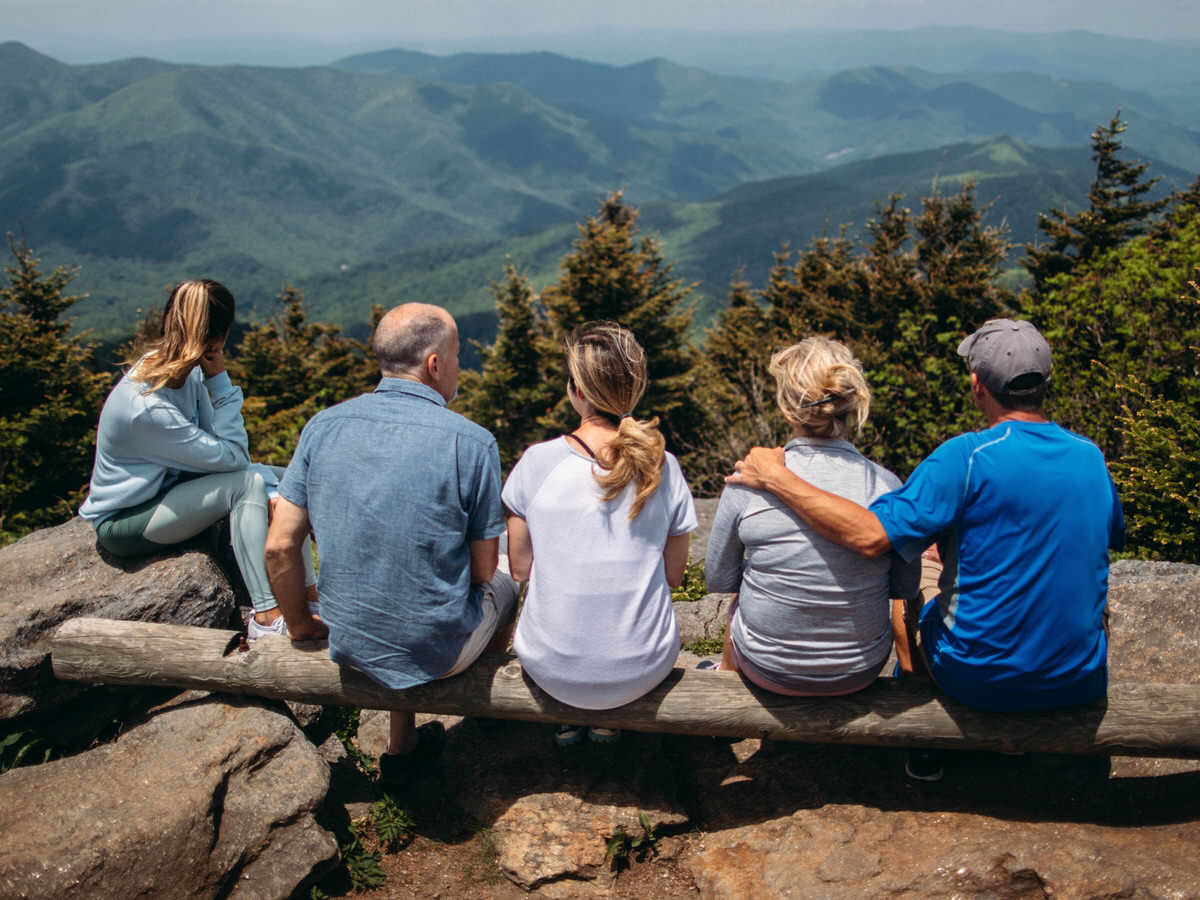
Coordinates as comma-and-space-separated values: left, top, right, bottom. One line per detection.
1106, 559, 1200, 777
0, 517, 238, 720
686, 802, 1200, 899
0, 693, 337, 900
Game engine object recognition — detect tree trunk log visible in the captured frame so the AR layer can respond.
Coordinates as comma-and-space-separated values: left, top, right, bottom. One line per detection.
52, 617, 1200, 757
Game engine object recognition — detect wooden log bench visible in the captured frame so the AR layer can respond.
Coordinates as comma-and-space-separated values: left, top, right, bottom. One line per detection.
51, 617, 1200, 758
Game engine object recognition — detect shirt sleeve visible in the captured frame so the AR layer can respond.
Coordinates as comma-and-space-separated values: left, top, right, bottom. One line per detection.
131, 371, 250, 473
465, 435, 505, 542
1108, 472, 1127, 552
501, 447, 534, 519
869, 440, 969, 564
705, 485, 749, 593
663, 453, 698, 536
277, 422, 312, 510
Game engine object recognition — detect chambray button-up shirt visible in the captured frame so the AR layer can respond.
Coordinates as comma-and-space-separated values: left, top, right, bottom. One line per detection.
278, 378, 504, 689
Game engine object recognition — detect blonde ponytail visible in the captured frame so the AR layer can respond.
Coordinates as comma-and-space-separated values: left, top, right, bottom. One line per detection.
595, 415, 666, 519
565, 322, 666, 520
769, 337, 871, 439
130, 279, 236, 392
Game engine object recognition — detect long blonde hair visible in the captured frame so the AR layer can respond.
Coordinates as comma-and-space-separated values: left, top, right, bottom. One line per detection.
565, 322, 665, 519
769, 337, 871, 439
131, 279, 236, 392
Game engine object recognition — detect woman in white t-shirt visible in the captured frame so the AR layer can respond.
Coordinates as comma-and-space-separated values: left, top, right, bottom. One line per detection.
502, 322, 697, 745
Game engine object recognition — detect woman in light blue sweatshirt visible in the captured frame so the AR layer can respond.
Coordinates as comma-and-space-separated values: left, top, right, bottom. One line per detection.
79, 279, 313, 639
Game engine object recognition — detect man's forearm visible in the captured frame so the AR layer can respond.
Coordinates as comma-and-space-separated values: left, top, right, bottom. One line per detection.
732, 447, 892, 558
265, 543, 324, 639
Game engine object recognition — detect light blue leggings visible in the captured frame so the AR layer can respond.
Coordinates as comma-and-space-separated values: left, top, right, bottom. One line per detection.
96, 468, 315, 613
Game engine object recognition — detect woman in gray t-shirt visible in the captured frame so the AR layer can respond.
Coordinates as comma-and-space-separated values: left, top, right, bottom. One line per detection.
705, 337, 919, 695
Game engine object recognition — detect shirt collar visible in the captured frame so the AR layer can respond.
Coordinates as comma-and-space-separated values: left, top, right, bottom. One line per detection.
783, 435, 860, 455
374, 377, 447, 407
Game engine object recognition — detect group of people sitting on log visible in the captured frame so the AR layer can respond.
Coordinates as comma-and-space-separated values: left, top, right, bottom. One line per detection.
79, 279, 1125, 784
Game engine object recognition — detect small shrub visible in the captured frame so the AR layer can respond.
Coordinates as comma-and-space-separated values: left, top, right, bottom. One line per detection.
605, 812, 659, 871
0, 728, 55, 773
475, 826, 504, 885
371, 793, 415, 852
341, 823, 386, 892
684, 625, 726, 658
318, 705, 377, 776
671, 560, 707, 603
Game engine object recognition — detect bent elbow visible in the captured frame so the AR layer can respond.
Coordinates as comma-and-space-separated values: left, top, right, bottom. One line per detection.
854, 534, 892, 559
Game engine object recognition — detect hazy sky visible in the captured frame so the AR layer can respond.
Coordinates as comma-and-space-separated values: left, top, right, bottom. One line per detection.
5, 0, 1200, 63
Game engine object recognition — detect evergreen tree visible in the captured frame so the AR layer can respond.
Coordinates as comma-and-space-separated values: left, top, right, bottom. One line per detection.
1021, 190, 1200, 458
1110, 273, 1200, 563
0, 237, 111, 541
229, 286, 376, 466
696, 183, 1008, 480
453, 265, 557, 471
764, 232, 870, 342
1023, 112, 1167, 296
536, 192, 700, 456
687, 275, 785, 492
860, 183, 1012, 475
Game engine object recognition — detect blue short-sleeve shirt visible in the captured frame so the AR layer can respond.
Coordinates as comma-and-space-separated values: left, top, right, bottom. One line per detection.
278, 378, 504, 689
870, 420, 1125, 712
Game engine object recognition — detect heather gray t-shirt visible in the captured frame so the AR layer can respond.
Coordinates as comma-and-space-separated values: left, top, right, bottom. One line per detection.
706, 437, 920, 680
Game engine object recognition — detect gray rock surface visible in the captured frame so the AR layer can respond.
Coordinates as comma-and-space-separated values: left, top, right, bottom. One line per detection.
673, 592, 732, 648
686, 804, 1200, 899
0, 694, 337, 900
1106, 559, 1200, 777
689, 497, 719, 562
0, 516, 237, 720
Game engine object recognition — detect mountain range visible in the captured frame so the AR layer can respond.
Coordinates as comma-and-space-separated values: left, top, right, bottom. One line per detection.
0, 39, 1194, 343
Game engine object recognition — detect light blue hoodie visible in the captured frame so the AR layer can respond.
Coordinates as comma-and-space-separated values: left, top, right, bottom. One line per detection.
79, 362, 250, 525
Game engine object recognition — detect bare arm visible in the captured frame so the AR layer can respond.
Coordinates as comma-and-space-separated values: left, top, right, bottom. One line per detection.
663, 532, 691, 589
264, 497, 327, 641
505, 515, 532, 582
727, 446, 892, 558
470, 536, 499, 585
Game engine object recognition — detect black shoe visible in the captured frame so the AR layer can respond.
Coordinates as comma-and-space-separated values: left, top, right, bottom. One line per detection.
378, 721, 447, 787
905, 749, 945, 782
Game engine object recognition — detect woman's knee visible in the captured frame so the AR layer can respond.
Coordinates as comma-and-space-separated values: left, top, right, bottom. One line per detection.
230, 469, 268, 504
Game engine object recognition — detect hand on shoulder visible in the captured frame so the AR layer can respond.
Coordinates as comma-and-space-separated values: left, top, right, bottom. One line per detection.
726, 446, 787, 490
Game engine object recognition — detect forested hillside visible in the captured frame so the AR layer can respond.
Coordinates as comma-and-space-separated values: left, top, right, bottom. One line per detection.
1, 40, 1196, 340
4, 114, 1197, 561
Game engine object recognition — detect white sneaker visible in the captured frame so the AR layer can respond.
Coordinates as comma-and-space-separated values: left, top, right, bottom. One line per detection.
247, 613, 287, 641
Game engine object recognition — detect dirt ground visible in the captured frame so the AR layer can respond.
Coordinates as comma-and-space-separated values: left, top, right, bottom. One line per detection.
369, 832, 702, 899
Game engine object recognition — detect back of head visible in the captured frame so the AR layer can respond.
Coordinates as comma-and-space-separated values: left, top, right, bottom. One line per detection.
565, 322, 665, 519
957, 319, 1052, 410
769, 337, 871, 440
133, 279, 236, 392
373, 303, 455, 379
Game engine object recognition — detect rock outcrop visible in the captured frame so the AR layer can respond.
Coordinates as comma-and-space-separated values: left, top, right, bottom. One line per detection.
2, 505, 1197, 898
0, 517, 238, 721
0, 693, 337, 899
680, 560, 1200, 897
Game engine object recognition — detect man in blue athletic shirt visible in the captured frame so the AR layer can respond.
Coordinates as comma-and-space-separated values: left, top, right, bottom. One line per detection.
729, 320, 1125, 768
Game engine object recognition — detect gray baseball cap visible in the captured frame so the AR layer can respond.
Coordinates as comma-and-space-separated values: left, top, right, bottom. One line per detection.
957, 319, 1052, 396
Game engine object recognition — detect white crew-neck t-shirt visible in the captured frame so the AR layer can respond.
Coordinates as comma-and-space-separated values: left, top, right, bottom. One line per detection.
502, 437, 698, 709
